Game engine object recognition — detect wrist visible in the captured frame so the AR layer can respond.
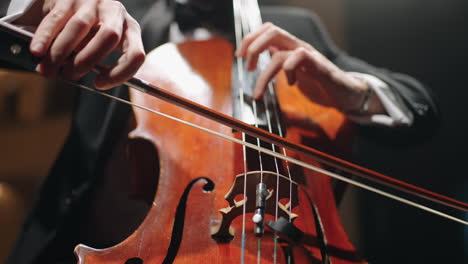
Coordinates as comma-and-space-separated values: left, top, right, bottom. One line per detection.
340, 74, 370, 114
355, 84, 372, 114
344, 73, 386, 116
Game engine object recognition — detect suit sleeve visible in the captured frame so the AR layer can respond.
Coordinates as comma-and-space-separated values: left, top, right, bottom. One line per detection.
320, 22, 439, 144
0, 0, 36, 22
0, 1, 11, 17
262, 6, 439, 144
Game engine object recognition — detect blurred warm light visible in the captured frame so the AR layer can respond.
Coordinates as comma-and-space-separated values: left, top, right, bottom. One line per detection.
0, 69, 50, 122
0, 182, 25, 264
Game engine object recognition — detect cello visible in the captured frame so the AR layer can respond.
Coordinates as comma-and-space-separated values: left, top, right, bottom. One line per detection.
0, 0, 466, 263
81, 0, 360, 261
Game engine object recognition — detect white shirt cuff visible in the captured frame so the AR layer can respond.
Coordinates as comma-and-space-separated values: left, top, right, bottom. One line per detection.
347, 72, 414, 127
0, 0, 36, 22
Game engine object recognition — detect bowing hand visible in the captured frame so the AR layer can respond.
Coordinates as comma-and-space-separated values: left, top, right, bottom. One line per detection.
17, 0, 145, 89
236, 22, 369, 114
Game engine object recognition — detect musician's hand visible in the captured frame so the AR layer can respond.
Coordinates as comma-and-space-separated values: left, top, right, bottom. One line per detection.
16, 0, 145, 89
236, 22, 382, 114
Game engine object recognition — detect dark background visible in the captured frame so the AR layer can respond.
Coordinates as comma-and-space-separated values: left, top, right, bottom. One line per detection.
344, 1, 467, 263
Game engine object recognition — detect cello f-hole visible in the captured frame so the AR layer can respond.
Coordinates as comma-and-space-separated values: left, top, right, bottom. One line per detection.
124, 257, 143, 264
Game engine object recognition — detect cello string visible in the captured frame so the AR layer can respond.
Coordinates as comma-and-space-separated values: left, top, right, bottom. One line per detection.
243, 1, 280, 264
261, 93, 281, 264
238, 0, 265, 184
246, 0, 292, 262
242, 1, 284, 262
264, 84, 293, 264
239, 1, 264, 262
270, 90, 295, 264
246, 0, 288, 219
236, 0, 263, 263
251, 94, 265, 181
73, 81, 468, 227
266, 82, 294, 220
232, 0, 248, 263
244, 0, 282, 262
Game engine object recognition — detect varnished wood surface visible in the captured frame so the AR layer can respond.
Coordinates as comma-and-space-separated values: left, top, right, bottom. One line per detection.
75, 38, 365, 264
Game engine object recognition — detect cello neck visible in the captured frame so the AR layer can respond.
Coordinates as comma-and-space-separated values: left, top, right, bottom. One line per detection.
231, 0, 285, 135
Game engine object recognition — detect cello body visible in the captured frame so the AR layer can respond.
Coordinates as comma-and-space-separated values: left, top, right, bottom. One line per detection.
75, 36, 365, 264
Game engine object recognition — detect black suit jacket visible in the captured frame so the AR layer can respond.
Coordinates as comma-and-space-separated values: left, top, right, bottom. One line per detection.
5, 2, 438, 264
0, 3, 8, 18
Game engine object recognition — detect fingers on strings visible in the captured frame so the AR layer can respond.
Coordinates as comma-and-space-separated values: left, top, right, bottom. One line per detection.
253, 48, 319, 99
237, 22, 297, 71
236, 22, 315, 99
